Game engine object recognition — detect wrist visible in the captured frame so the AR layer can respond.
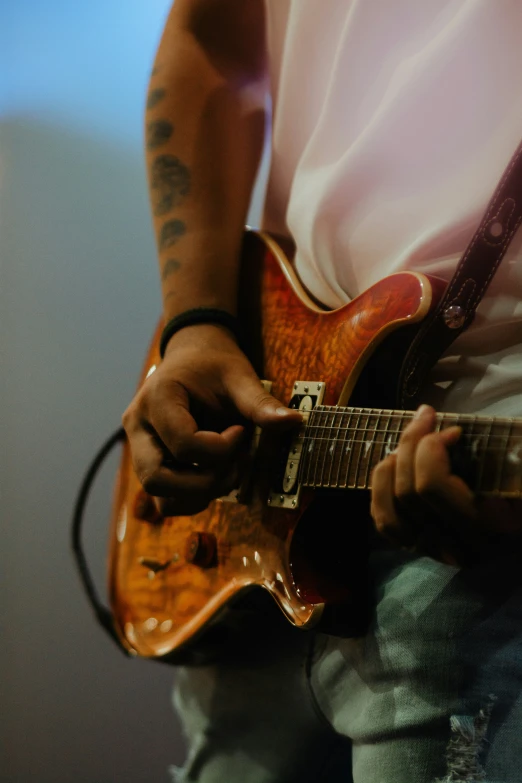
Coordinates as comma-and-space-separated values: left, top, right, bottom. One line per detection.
162, 315, 241, 359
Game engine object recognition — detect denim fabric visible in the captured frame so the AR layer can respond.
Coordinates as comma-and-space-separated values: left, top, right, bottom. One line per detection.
170, 550, 522, 783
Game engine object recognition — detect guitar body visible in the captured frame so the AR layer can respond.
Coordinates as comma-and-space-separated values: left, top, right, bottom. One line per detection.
109, 230, 442, 660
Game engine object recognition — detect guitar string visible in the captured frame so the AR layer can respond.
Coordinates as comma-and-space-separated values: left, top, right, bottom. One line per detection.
293, 438, 521, 463
304, 419, 518, 430
295, 437, 522, 487
298, 431, 518, 444
306, 408, 519, 425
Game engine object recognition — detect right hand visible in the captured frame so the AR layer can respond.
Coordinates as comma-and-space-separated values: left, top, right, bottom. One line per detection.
122, 323, 302, 516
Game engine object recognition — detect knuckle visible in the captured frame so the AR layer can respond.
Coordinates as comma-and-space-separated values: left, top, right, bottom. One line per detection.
251, 391, 273, 411
370, 503, 390, 534
172, 440, 194, 463
398, 425, 417, 442
415, 474, 437, 499
372, 460, 385, 479
122, 400, 138, 430
140, 471, 162, 496
159, 376, 187, 402
395, 482, 414, 503
421, 432, 440, 450
372, 457, 392, 479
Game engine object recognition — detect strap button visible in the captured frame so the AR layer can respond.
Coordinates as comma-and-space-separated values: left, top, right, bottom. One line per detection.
443, 305, 466, 330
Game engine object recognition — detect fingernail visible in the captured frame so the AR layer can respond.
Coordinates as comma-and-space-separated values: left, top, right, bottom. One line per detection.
414, 404, 431, 419
275, 406, 295, 416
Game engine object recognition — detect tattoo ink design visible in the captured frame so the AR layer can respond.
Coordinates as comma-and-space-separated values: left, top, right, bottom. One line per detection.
146, 119, 173, 150
161, 259, 181, 280
147, 88, 166, 110
159, 220, 186, 249
150, 154, 190, 216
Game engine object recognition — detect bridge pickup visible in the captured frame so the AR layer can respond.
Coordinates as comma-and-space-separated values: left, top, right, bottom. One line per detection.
268, 380, 325, 510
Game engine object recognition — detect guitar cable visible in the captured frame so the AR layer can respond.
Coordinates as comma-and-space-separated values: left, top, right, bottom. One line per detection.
71, 426, 132, 657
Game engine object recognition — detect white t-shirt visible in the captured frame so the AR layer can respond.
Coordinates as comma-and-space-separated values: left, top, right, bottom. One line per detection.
262, 0, 522, 416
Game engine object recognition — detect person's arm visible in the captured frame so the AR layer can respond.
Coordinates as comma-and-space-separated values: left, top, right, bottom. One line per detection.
123, 0, 301, 517
146, 0, 267, 318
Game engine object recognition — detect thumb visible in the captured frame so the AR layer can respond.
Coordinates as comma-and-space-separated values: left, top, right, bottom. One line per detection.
226, 366, 302, 430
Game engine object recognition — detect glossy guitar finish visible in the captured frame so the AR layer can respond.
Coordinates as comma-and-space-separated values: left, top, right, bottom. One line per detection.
109, 231, 441, 659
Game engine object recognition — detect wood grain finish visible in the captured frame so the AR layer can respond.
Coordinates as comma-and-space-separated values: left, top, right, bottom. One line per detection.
108, 230, 434, 658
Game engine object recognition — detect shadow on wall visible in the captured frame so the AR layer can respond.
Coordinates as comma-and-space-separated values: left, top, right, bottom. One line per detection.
1, 117, 184, 783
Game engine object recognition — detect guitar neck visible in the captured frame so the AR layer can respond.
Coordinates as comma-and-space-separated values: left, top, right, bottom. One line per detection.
298, 406, 522, 497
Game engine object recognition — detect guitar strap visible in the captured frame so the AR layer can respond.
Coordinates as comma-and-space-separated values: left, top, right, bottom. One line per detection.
398, 140, 522, 408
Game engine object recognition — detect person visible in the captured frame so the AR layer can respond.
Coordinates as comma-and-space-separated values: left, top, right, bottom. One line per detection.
122, 1, 522, 780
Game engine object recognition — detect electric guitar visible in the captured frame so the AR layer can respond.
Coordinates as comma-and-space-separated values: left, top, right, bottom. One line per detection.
108, 230, 522, 661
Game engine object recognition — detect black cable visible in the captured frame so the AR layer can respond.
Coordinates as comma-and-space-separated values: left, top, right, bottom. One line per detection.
71, 427, 131, 657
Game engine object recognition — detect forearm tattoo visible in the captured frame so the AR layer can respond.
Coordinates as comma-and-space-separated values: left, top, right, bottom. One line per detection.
159, 219, 186, 249
146, 119, 173, 150
150, 154, 191, 216
146, 85, 191, 268
147, 87, 166, 110
161, 258, 181, 280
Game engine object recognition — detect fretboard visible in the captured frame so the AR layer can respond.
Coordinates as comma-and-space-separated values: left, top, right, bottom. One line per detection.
297, 406, 522, 497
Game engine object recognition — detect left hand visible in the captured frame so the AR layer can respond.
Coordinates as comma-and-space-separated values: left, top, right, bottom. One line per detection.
370, 404, 522, 566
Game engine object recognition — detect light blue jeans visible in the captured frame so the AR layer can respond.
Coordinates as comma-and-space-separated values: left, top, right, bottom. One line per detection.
169, 548, 522, 783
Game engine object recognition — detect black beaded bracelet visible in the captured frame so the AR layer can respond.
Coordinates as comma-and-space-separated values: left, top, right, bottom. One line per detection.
159, 307, 241, 358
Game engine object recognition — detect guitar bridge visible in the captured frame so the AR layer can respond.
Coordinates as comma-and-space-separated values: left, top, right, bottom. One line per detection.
267, 380, 325, 510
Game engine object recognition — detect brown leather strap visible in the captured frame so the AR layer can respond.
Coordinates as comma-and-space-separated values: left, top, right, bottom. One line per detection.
398, 140, 522, 408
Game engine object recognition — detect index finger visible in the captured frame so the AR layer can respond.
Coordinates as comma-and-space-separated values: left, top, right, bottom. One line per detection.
146, 382, 245, 467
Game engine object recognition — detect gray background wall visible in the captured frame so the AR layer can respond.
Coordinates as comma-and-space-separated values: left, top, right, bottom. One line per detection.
1, 2, 268, 781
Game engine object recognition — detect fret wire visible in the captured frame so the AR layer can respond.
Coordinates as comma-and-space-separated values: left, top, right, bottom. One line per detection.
397, 409, 407, 449
362, 409, 381, 490
510, 423, 522, 495
300, 437, 522, 488
475, 419, 491, 493
497, 418, 514, 493
355, 409, 372, 489
331, 408, 345, 489
302, 427, 517, 443
303, 413, 521, 430
310, 405, 328, 487
297, 427, 522, 456
302, 407, 318, 487
378, 413, 394, 471
314, 407, 327, 486
342, 408, 357, 488
369, 410, 404, 490
466, 415, 478, 490
385, 409, 402, 461
323, 408, 339, 487
298, 438, 522, 454
347, 408, 364, 489
353, 409, 370, 489
378, 410, 393, 464
328, 411, 342, 487
336, 407, 353, 489
298, 411, 522, 491
300, 407, 520, 426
